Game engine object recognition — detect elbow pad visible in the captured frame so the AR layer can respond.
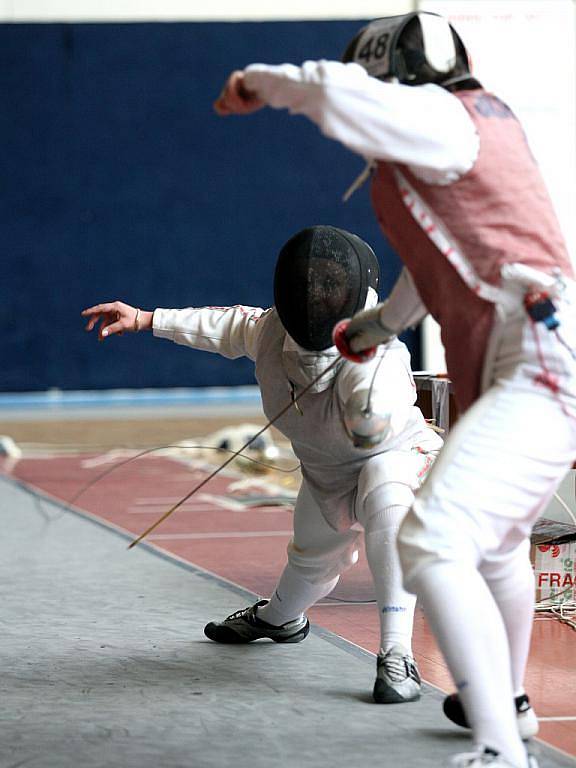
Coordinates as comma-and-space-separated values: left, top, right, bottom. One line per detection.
343, 389, 391, 449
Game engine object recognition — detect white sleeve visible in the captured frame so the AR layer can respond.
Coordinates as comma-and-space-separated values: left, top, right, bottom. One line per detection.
345, 268, 428, 354
379, 267, 428, 333
244, 60, 478, 180
152, 305, 270, 361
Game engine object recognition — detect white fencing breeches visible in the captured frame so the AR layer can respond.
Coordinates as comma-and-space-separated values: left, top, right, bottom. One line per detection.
260, 450, 435, 651
397, 287, 576, 767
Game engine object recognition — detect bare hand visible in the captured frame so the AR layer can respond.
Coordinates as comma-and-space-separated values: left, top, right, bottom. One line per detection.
214, 71, 264, 116
81, 301, 153, 341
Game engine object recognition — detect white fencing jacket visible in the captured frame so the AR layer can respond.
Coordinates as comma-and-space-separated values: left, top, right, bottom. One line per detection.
153, 304, 441, 530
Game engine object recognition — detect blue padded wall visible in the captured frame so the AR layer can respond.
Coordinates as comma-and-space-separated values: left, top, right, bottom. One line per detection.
0, 21, 418, 392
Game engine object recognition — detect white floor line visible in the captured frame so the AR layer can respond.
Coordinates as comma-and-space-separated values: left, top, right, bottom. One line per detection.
147, 530, 293, 540
134, 497, 200, 504
131, 495, 250, 512
538, 716, 576, 722
133, 497, 229, 506
197, 494, 247, 511
127, 506, 220, 514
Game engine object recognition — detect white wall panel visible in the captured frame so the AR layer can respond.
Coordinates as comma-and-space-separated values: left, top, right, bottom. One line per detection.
420, 0, 576, 261
0, 0, 414, 22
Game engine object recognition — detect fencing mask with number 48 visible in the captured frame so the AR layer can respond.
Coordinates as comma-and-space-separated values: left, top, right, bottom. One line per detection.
342, 12, 471, 88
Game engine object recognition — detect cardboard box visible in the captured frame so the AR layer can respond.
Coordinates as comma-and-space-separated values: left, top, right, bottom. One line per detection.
531, 541, 576, 605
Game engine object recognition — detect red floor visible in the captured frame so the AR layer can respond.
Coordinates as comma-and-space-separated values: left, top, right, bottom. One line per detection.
3, 453, 575, 759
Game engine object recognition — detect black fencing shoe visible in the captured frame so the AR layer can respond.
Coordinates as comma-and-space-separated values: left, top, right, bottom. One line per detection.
204, 600, 310, 644
443, 693, 539, 739
373, 644, 422, 703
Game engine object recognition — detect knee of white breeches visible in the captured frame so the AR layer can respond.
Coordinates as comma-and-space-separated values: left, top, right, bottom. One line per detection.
397, 504, 457, 592
397, 503, 483, 593
397, 534, 459, 595
397, 516, 425, 591
356, 482, 415, 531
286, 535, 360, 585
479, 539, 534, 599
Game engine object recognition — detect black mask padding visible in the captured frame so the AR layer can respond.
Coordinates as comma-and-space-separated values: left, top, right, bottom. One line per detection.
274, 226, 379, 351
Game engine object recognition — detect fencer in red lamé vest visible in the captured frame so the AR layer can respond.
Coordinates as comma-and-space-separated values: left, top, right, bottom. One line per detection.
370, 88, 574, 411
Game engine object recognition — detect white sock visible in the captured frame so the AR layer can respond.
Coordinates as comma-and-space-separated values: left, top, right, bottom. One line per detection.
482, 549, 535, 700
410, 561, 528, 768
256, 563, 339, 627
364, 503, 416, 654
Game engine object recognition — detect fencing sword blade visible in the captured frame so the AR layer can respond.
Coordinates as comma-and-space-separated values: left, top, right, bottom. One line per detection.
128, 355, 343, 549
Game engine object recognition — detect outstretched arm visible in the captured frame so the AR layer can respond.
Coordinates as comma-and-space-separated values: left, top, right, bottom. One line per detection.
82, 301, 269, 362
214, 61, 477, 177
82, 301, 153, 341
152, 305, 268, 361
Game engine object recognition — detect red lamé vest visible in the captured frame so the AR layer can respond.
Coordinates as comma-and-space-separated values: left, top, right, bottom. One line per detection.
370, 88, 573, 413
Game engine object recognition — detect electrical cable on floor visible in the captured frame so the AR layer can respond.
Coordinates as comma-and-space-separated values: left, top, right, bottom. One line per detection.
319, 596, 377, 605
550, 490, 576, 527
534, 582, 576, 631
127, 355, 343, 549
534, 604, 576, 631
28, 443, 301, 524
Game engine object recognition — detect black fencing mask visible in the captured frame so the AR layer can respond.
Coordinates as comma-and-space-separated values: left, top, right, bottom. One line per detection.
274, 226, 380, 351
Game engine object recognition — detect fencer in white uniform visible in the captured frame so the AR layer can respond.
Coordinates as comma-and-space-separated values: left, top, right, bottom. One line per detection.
81, 225, 442, 704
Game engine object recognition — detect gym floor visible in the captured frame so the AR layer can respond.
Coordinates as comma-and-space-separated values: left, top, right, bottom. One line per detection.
0, 402, 574, 768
